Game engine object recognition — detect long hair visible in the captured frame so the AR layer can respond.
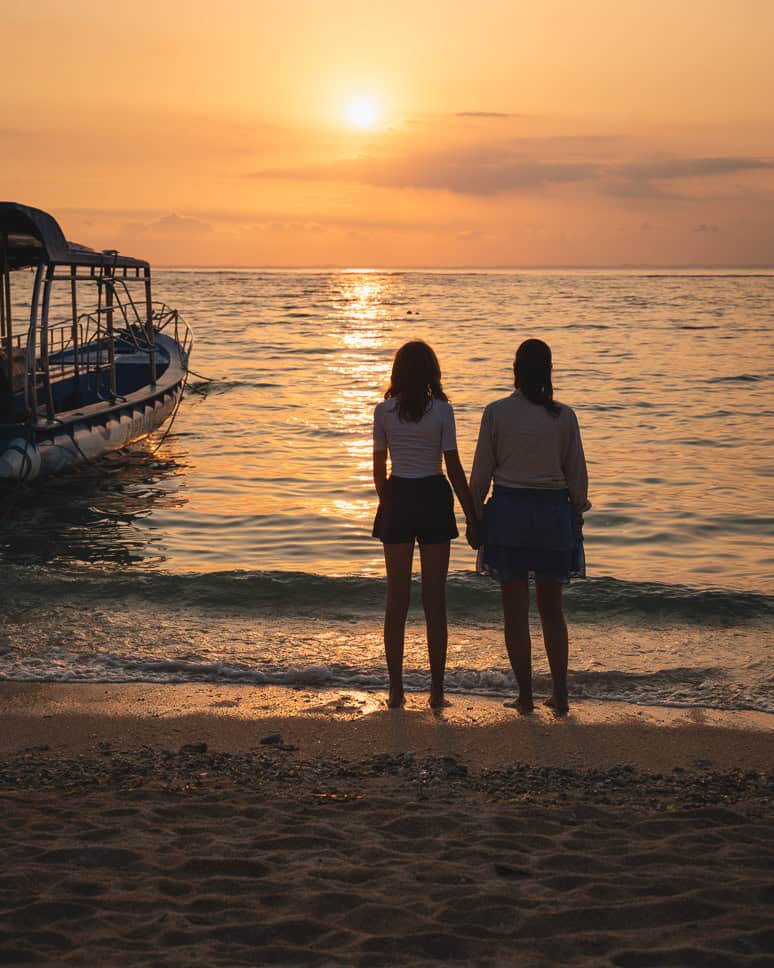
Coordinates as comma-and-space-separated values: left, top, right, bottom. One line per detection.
385, 340, 448, 422
514, 338, 560, 416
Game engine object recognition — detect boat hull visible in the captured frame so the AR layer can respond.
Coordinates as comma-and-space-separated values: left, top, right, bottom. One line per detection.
0, 333, 188, 481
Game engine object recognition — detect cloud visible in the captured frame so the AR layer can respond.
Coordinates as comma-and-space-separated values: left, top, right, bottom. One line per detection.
121, 213, 213, 238
69, 206, 468, 240
601, 155, 774, 201
252, 143, 599, 196
249, 132, 774, 200
620, 157, 774, 180
602, 177, 675, 199
453, 111, 521, 119
156, 214, 212, 234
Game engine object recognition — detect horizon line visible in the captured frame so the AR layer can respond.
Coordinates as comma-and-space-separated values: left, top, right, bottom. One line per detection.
153, 263, 774, 271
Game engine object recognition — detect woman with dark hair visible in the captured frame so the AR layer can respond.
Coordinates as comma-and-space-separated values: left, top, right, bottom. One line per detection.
469, 338, 589, 714
372, 340, 477, 709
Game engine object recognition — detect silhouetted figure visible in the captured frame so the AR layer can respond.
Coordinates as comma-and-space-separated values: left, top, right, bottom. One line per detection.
469, 339, 590, 713
372, 341, 477, 708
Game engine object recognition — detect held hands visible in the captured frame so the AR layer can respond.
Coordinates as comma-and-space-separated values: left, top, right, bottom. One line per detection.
465, 519, 482, 550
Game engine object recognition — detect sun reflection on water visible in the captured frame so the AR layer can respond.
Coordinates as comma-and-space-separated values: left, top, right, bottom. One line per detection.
321, 274, 397, 532
319, 497, 373, 525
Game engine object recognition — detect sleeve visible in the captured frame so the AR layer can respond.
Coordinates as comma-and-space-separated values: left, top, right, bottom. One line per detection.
469, 405, 496, 520
562, 408, 591, 512
441, 403, 458, 452
373, 404, 387, 451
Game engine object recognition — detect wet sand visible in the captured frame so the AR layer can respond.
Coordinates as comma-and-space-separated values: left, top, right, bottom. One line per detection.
1, 682, 772, 966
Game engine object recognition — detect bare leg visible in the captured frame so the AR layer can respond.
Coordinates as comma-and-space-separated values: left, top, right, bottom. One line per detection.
419, 541, 451, 708
536, 580, 569, 712
383, 542, 414, 708
500, 579, 533, 712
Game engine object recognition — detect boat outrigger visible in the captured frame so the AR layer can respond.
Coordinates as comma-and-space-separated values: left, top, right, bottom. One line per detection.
0, 203, 192, 481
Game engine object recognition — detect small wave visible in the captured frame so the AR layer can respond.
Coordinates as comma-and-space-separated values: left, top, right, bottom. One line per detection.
706, 374, 769, 384
284, 346, 334, 356
3, 654, 770, 713
639, 272, 774, 279
188, 379, 279, 395
4, 566, 773, 626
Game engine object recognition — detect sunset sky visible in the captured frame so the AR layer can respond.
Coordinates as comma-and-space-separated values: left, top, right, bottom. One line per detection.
3, 0, 773, 266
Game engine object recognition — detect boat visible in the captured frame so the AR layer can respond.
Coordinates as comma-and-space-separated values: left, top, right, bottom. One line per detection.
0, 202, 192, 481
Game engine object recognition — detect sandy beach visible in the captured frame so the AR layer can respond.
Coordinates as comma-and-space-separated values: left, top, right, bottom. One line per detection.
1, 683, 772, 966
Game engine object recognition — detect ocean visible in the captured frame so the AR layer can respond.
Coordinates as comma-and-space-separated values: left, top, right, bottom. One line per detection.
1, 269, 772, 712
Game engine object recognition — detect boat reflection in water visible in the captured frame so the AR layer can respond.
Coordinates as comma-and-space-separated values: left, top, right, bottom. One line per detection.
0, 443, 189, 568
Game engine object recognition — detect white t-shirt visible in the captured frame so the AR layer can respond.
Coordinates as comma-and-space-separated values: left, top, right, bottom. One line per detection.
373, 398, 458, 478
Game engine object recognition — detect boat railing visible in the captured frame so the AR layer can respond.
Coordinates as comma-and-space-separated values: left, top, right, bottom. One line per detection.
79, 301, 192, 360
5, 301, 191, 412
103, 277, 192, 358
5, 262, 191, 419
42, 319, 78, 380
153, 303, 193, 359
6, 318, 79, 381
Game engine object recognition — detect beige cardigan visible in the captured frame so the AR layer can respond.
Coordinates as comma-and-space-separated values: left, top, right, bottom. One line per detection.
470, 391, 591, 518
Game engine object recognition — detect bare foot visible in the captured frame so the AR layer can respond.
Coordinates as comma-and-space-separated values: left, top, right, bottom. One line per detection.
543, 695, 569, 715
429, 692, 450, 709
387, 690, 406, 709
503, 697, 534, 714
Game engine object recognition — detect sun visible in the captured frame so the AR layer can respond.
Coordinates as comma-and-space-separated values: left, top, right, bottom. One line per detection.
344, 95, 380, 130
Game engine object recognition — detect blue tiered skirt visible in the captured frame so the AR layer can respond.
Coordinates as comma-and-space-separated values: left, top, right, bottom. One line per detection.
478, 485, 585, 584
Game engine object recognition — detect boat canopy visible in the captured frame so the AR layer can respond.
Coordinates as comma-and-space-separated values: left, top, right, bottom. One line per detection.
1, 202, 164, 422
0, 202, 149, 271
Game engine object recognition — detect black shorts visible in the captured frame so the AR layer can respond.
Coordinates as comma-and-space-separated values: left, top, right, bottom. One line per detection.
372, 475, 459, 545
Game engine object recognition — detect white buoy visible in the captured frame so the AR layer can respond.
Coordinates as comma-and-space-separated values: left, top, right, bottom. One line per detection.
0, 438, 42, 480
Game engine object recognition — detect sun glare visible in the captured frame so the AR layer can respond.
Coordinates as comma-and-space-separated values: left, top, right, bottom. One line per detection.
344, 95, 379, 130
